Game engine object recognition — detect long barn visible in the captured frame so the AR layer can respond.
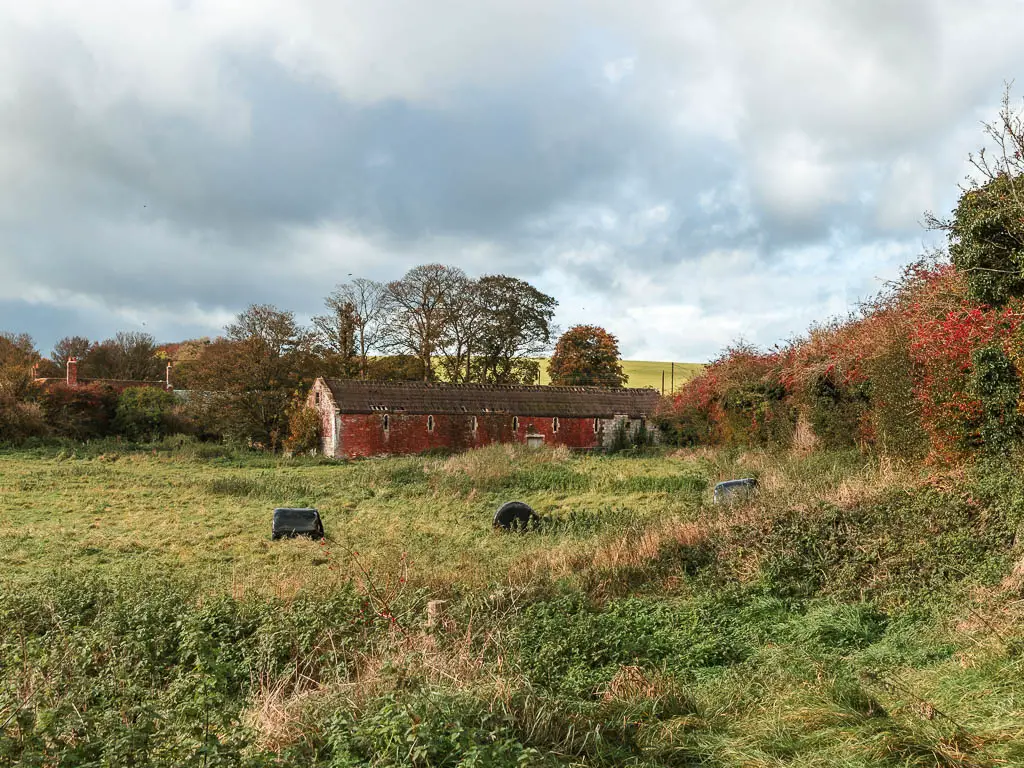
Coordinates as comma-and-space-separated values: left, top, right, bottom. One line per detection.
308, 378, 661, 458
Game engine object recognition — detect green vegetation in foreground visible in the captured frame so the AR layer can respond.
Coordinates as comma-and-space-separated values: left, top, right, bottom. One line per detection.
535, 359, 704, 390
1, 440, 1023, 766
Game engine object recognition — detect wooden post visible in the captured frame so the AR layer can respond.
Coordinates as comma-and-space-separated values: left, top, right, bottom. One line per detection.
671, 362, 674, 393
426, 599, 447, 629
661, 370, 665, 395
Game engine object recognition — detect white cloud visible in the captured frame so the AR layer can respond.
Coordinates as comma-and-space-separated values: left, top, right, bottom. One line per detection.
1, 0, 1023, 359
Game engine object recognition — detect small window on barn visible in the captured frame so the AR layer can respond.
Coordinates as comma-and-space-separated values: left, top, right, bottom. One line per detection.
593, 417, 600, 433
552, 416, 559, 433
512, 416, 519, 431
427, 415, 435, 432
383, 414, 390, 432
314, 391, 321, 405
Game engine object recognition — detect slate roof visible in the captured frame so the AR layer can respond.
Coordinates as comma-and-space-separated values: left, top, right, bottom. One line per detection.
320, 378, 662, 418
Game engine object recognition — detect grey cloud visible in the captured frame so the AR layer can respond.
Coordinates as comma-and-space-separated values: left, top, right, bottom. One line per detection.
1, 0, 1023, 358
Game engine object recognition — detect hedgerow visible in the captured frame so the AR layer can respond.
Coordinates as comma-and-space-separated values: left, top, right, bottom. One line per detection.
661, 258, 1024, 461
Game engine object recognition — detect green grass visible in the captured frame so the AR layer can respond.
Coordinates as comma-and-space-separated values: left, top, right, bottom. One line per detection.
0, 442, 708, 592
534, 358, 704, 390
2, 440, 1023, 766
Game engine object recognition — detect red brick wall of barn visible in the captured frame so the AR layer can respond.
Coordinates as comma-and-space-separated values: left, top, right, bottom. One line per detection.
336, 412, 602, 458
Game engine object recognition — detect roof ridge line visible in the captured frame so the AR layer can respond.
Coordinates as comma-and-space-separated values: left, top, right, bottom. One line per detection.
320, 377, 658, 393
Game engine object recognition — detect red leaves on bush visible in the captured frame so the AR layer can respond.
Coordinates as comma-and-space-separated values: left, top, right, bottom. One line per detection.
663, 259, 1023, 460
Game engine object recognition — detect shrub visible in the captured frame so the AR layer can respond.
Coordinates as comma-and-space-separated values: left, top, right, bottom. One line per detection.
113, 386, 178, 441
970, 344, 1023, 454
514, 595, 747, 697
864, 340, 926, 459
660, 343, 794, 448
0, 393, 48, 443
37, 383, 119, 440
909, 303, 1022, 457
729, 486, 1016, 602
805, 374, 871, 450
324, 689, 541, 767
284, 403, 321, 454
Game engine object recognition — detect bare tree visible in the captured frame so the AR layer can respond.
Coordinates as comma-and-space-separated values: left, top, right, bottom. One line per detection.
52, 336, 91, 371
381, 264, 466, 381
438, 276, 486, 383
83, 332, 163, 381
314, 278, 386, 378
226, 304, 311, 359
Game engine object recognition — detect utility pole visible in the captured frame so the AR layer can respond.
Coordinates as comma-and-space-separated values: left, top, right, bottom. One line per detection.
671, 362, 674, 393
661, 370, 665, 395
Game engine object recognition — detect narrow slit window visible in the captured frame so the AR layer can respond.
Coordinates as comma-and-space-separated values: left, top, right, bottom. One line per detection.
314, 391, 321, 405
512, 416, 519, 432
552, 416, 559, 433
427, 415, 435, 432
593, 417, 599, 433
383, 414, 389, 432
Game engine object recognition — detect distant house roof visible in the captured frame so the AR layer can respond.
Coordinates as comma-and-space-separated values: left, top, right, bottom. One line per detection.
320, 378, 662, 418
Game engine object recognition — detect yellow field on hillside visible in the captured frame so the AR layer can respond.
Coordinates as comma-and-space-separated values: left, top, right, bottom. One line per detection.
535, 359, 704, 392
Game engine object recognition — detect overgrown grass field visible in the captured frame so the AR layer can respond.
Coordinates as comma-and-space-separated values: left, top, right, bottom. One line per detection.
0, 442, 709, 592
2, 440, 1023, 766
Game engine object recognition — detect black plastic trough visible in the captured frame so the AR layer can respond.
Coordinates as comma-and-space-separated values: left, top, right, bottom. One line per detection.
271, 507, 325, 540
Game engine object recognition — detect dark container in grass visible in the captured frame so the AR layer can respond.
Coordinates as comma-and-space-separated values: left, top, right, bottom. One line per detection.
713, 478, 758, 504
272, 508, 325, 540
493, 501, 540, 531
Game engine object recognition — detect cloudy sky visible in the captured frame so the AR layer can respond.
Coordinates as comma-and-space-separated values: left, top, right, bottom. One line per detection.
1, 1, 1022, 362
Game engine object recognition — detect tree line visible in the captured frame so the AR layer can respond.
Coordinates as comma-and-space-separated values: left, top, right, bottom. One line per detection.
1, 264, 630, 450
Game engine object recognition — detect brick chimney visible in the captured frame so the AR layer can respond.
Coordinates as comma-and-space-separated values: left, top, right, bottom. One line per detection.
165, 361, 173, 390
66, 357, 78, 387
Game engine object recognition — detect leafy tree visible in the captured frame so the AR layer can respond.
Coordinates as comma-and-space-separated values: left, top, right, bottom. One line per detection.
933, 87, 1024, 305
471, 275, 556, 384
0, 332, 39, 397
947, 173, 1024, 305
182, 305, 315, 449
0, 334, 50, 443
381, 264, 465, 380
547, 325, 628, 388
155, 338, 211, 389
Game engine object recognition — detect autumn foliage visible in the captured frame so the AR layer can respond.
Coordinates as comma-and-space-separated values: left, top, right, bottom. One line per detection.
547, 325, 628, 388
661, 258, 1024, 461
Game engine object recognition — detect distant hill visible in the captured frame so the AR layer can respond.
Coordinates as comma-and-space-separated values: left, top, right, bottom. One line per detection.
535, 359, 704, 393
